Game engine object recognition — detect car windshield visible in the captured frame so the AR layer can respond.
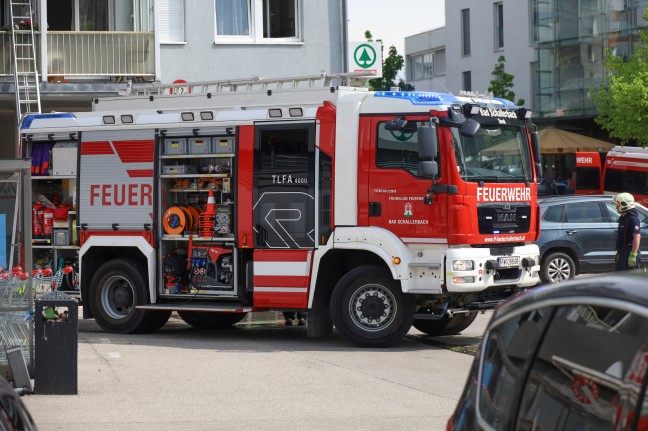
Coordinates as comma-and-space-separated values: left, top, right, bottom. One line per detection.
451, 125, 532, 183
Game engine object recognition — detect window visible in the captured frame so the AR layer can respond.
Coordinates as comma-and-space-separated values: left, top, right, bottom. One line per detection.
494, 2, 504, 49
462, 71, 472, 92
160, 0, 185, 43
543, 205, 565, 222
215, 0, 300, 43
517, 303, 648, 430
604, 168, 648, 197
461, 8, 471, 56
408, 49, 446, 81
45, 0, 152, 32
564, 202, 605, 223
477, 307, 553, 429
376, 120, 439, 178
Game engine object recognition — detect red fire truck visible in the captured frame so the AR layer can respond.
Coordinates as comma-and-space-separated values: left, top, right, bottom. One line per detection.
21, 73, 542, 347
576, 146, 648, 205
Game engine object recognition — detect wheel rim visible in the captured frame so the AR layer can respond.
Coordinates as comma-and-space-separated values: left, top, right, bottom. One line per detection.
101, 275, 135, 320
348, 283, 397, 332
547, 257, 571, 283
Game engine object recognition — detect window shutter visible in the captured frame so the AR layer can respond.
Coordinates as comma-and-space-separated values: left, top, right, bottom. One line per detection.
461, 8, 471, 56
159, 0, 185, 42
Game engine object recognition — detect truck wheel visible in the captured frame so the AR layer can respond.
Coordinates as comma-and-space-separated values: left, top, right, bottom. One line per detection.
178, 311, 247, 329
540, 251, 575, 284
413, 312, 478, 336
330, 265, 414, 348
89, 258, 170, 333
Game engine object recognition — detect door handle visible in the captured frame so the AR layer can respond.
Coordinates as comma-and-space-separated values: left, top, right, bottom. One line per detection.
566, 230, 577, 235
256, 225, 267, 244
369, 202, 381, 217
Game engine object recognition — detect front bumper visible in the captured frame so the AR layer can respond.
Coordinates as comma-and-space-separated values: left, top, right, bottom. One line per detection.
445, 244, 540, 292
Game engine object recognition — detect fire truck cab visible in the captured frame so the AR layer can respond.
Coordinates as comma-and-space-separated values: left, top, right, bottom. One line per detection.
21, 74, 541, 347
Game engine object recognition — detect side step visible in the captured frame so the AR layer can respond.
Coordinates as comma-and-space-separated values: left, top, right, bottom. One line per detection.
137, 303, 253, 313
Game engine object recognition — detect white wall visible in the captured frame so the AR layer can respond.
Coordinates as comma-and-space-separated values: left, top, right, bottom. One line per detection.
159, 0, 345, 83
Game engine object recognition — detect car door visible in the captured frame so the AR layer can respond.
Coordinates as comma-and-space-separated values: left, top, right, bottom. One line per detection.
516, 301, 648, 430
562, 201, 615, 271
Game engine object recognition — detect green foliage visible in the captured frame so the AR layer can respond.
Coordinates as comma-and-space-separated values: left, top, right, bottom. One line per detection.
487, 55, 524, 106
592, 9, 648, 147
364, 30, 413, 91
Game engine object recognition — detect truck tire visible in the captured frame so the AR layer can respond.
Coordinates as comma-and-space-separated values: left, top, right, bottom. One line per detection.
89, 258, 170, 333
330, 265, 414, 348
413, 312, 478, 336
540, 251, 575, 284
178, 311, 247, 329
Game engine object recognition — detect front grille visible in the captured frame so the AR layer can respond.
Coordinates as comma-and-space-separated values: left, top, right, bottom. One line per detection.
477, 202, 531, 234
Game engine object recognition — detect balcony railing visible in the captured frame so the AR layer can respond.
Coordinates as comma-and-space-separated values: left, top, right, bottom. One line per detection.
0, 31, 154, 79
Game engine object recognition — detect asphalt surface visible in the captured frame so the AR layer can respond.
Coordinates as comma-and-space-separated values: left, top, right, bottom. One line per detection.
21, 310, 490, 431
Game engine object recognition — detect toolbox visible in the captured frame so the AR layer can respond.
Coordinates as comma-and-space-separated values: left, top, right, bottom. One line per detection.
189, 137, 211, 154
164, 138, 187, 155
162, 164, 197, 175
213, 137, 234, 154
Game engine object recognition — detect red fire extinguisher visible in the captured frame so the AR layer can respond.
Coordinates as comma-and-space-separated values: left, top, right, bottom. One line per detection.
32, 204, 54, 239
42, 207, 54, 237
32, 203, 44, 238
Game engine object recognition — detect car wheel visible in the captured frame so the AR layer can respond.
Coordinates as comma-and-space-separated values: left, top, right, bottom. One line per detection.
89, 258, 171, 333
540, 252, 575, 284
330, 265, 415, 348
178, 311, 247, 329
412, 312, 478, 336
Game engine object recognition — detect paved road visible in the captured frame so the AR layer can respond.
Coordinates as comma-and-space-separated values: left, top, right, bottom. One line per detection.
22, 310, 492, 431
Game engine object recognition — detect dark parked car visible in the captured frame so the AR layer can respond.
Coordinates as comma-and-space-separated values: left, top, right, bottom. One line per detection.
448, 272, 648, 430
0, 375, 37, 430
536, 195, 648, 284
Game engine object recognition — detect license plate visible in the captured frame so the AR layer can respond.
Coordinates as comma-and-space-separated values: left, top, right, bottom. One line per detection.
498, 256, 519, 268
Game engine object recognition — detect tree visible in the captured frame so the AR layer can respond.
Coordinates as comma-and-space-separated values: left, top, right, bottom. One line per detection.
487, 55, 524, 106
364, 30, 413, 91
592, 9, 648, 147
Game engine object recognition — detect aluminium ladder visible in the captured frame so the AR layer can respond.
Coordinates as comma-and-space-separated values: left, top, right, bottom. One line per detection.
9, 0, 41, 124
132, 71, 376, 97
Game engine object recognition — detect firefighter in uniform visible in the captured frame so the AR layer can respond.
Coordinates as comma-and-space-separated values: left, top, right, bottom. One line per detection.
614, 193, 642, 271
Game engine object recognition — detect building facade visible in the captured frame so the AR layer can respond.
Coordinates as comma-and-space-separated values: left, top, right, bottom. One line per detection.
532, 0, 648, 120
404, 27, 446, 92
405, 0, 648, 133
443, 0, 535, 106
0, 0, 348, 157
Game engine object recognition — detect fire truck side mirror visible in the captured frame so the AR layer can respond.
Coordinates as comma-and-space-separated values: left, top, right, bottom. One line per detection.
419, 161, 438, 178
530, 129, 543, 180
459, 118, 481, 137
418, 126, 438, 179
418, 126, 438, 160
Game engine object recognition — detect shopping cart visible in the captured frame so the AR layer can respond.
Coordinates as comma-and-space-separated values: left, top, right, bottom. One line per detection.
0, 266, 73, 367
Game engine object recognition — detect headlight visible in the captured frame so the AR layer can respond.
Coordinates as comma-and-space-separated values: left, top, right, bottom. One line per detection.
452, 260, 474, 271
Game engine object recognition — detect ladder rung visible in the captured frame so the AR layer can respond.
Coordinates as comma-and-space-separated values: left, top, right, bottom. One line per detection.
15, 43, 32, 47
13, 16, 31, 19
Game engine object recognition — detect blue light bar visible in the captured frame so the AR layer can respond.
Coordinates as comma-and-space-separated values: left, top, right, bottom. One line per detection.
374, 91, 460, 105
21, 112, 76, 129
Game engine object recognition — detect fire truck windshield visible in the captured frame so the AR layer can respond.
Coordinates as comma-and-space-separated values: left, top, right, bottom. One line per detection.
451, 124, 532, 183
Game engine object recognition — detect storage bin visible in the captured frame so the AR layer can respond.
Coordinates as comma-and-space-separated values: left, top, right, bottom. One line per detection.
189, 137, 211, 154
213, 137, 234, 154
164, 138, 187, 155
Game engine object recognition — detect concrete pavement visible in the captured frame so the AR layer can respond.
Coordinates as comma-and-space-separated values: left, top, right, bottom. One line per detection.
21, 311, 487, 430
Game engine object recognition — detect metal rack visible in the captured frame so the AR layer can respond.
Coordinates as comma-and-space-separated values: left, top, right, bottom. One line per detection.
0, 159, 34, 378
